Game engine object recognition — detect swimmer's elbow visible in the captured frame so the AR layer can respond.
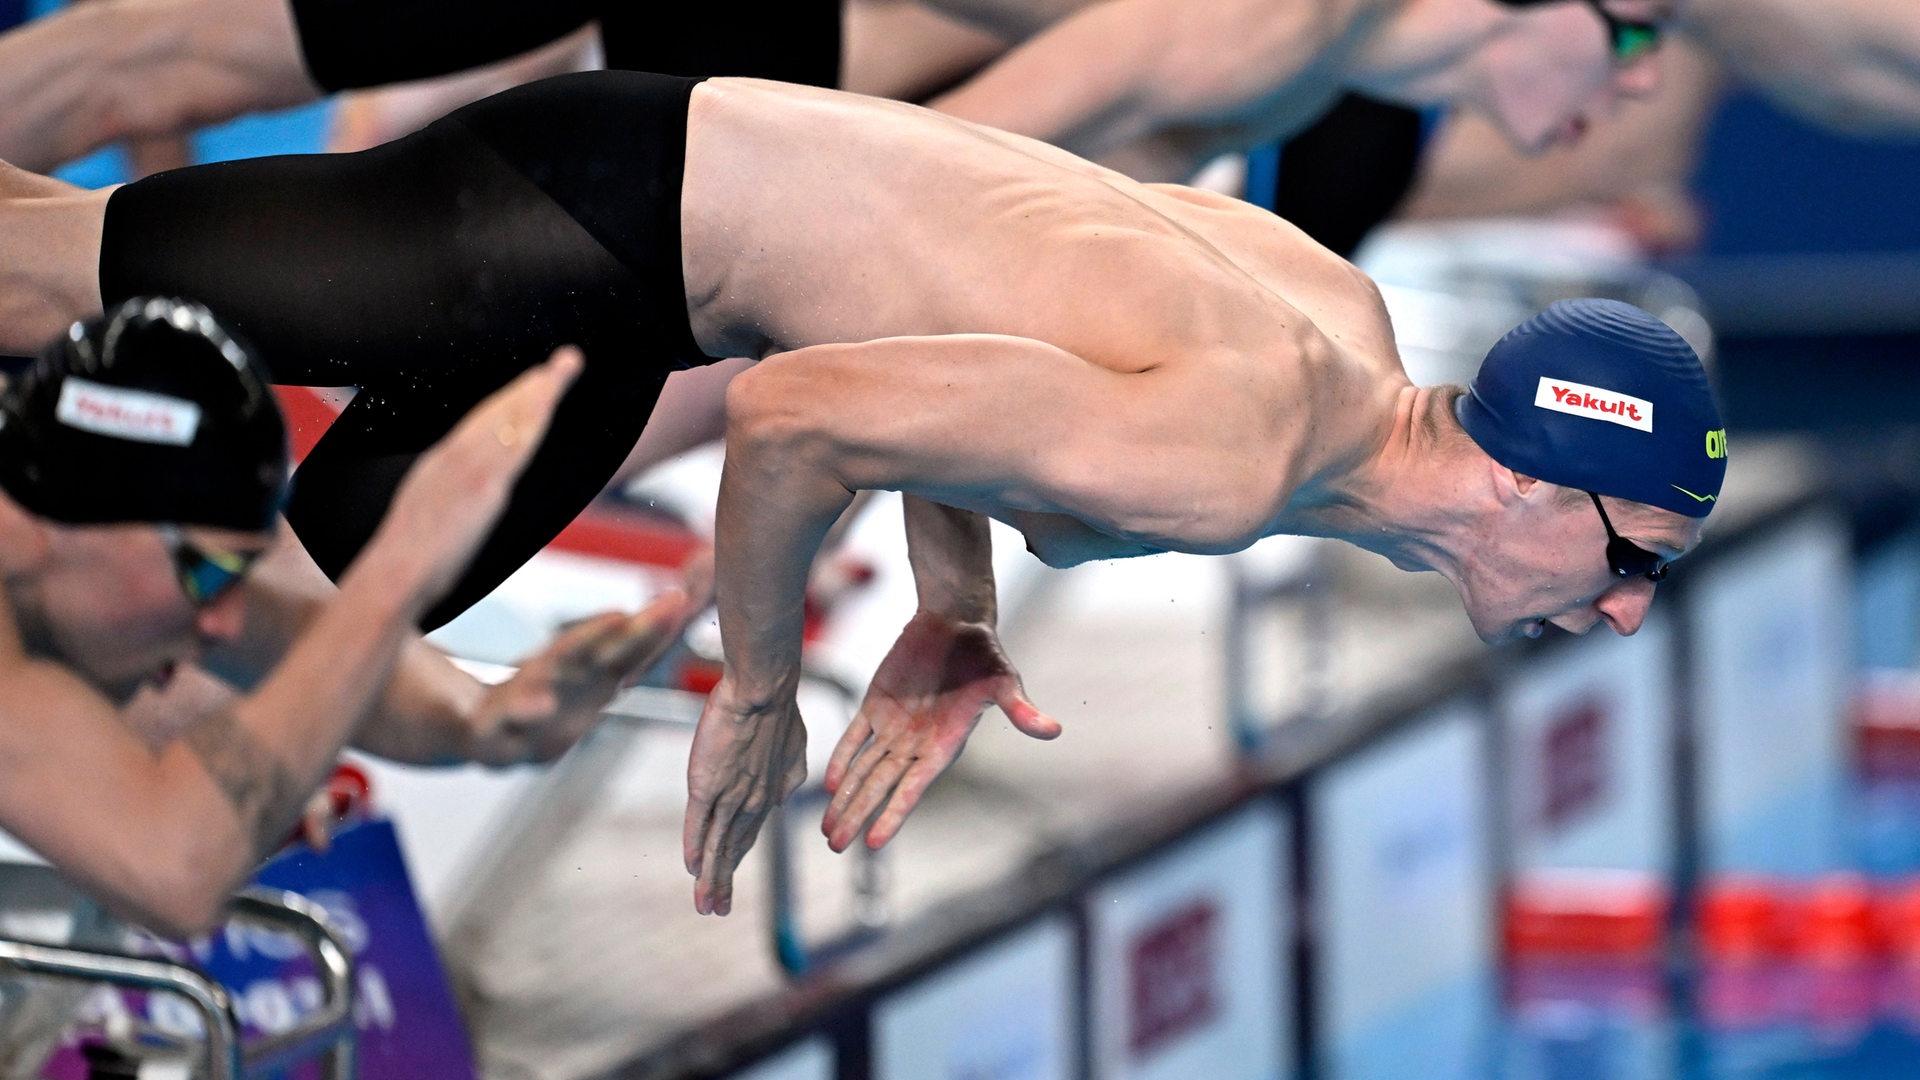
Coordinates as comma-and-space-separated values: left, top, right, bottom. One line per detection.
723, 361, 858, 484
105, 855, 235, 939
87, 809, 256, 936
725, 362, 819, 448
139, 892, 227, 941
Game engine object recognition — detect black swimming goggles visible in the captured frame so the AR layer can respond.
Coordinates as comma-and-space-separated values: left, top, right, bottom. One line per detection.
1587, 492, 1671, 582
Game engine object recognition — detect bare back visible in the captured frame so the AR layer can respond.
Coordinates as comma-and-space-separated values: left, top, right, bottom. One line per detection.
681, 77, 1411, 512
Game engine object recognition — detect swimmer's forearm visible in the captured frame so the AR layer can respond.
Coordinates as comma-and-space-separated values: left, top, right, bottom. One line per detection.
931, 0, 1334, 158
342, 643, 489, 764
204, 529, 488, 764
0, 0, 315, 171
714, 389, 856, 702
217, 554, 428, 838
904, 496, 997, 623
0, 4, 134, 169
0, 555, 425, 936
326, 25, 601, 152
929, 2, 1156, 154
1682, 0, 1920, 136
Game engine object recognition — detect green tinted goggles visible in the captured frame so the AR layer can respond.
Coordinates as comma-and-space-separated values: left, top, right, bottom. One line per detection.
1584, 0, 1661, 64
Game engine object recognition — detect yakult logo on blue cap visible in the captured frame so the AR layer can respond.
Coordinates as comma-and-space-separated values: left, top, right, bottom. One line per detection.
1533, 377, 1653, 433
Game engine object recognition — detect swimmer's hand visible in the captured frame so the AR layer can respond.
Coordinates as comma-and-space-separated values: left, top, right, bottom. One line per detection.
821, 611, 1060, 854
685, 680, 810, 916
467, 583, 708, 766
372, 346, 583, 610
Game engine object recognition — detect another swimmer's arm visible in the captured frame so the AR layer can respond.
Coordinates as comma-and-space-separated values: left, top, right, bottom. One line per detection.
1399, 39, 1722, 248
0, 353, 577, 936
0, 538, 481, 936
0, 0, 315, 172
1682, 0, 1920, 135
210, 522, 704, 770
928, 0, 1349, 165
342, 584, 706, 769
841, 0, 1013, 103
325, 25, 602, 152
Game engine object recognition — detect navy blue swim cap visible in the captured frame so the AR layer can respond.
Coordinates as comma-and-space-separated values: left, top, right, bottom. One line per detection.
0, 298, 290, 532
1455, 298, 1727, 518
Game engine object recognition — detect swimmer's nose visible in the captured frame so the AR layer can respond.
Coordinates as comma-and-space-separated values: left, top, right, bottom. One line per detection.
1593, 577, 1657, 636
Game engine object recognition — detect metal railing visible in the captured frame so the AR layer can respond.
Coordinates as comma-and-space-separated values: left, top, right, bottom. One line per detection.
0, 887, 356, 1080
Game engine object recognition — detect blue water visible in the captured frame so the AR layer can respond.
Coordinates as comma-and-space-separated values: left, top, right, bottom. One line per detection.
51, 102, 330, 189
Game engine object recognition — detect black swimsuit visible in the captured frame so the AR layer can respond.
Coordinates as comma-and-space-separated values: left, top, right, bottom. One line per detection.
290, 0, 843, 92
101, 71, 715, 628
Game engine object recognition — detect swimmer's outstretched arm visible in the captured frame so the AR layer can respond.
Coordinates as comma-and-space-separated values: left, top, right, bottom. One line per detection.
927, 0, 1360, 178
0, 0, 315, 173
0, 351, 577, 937
324, 24, 601, 153
201, 528, 709, 769
684, 334, 1269, 916
1397, 39, 1722, 248
0, 178, 112, 356
1682, 0, 1920, 136
0, 0, 608, 172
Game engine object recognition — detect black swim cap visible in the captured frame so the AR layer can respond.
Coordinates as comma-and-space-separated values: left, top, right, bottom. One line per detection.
1456, 298, 1727, 518
0, 298, 290, 532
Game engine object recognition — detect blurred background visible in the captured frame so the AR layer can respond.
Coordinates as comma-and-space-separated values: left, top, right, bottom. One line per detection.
0, 4, 1918, 1078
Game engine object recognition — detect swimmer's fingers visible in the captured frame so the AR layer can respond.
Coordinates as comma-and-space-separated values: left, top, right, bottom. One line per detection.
576, 588, 700, 681
826, 741, 914, 853
380, 347, 584, 598
865, 754, 948, 850
684, 682, 808, 915
820, 714, 875, 840
477, 595, 693, 766
676, 544, 717, 614
694, 780, 756, 917
439, 346, 582, 476
691, 730, 808, 917
823, 711, 873, 797
822, 718, 891, 850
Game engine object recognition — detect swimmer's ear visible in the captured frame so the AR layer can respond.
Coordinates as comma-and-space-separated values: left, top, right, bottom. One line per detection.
1487, 462, 1535, 507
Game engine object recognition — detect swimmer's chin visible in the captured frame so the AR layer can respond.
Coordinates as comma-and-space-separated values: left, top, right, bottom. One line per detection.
1472, 617, 1550, 646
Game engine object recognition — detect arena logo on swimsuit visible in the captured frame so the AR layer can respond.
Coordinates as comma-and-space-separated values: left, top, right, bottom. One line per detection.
1532, 377, 1654, 433
55, 378, 202, 446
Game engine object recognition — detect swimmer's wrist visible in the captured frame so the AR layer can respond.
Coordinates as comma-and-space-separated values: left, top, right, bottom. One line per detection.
911, 567, 997, 624
716, 665, 802, 712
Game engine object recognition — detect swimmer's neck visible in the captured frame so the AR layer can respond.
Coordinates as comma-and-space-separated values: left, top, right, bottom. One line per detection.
1273, 384, 1489, 580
